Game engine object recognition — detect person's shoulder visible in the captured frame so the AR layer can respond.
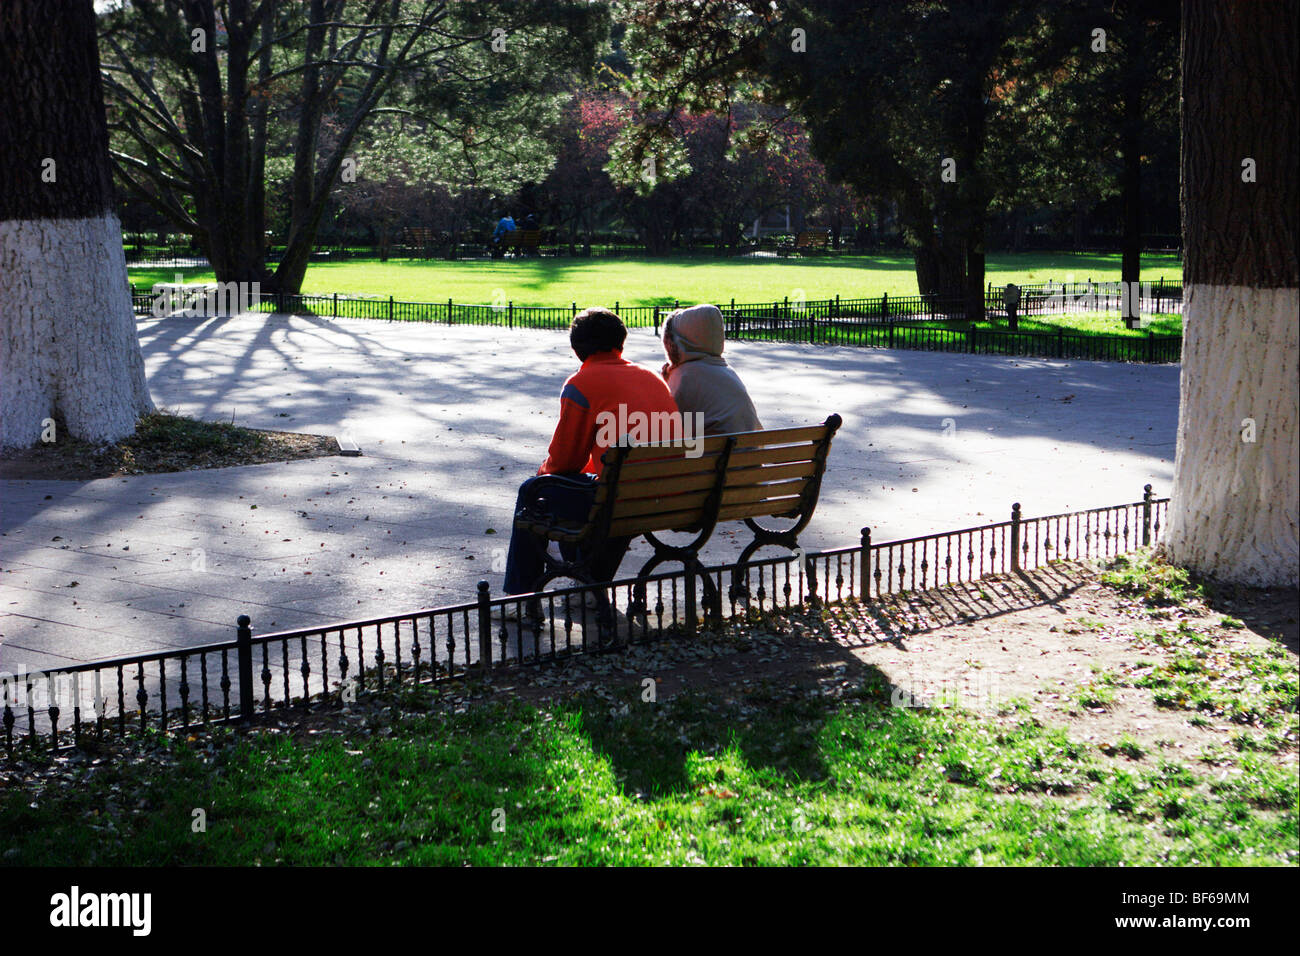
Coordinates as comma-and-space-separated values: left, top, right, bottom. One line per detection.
625, 361, 677, 385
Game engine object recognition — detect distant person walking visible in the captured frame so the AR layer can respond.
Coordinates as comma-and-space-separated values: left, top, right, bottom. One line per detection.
660, 304, 761, 435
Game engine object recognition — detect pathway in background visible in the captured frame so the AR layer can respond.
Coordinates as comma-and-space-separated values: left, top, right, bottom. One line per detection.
1, 313, 1178, 671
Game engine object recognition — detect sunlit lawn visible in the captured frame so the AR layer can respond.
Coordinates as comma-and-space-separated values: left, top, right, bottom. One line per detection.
130, 251, 1182, 310
1, 667, 1291, 866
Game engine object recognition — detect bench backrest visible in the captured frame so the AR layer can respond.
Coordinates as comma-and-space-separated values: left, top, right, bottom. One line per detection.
590, 415, 841, 540
505, 229, 541, 247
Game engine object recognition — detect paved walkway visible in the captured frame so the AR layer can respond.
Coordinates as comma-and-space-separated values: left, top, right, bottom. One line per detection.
0, 313, 1178, 672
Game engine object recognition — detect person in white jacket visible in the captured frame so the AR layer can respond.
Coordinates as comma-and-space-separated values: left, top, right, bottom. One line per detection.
661, 303, 762, 436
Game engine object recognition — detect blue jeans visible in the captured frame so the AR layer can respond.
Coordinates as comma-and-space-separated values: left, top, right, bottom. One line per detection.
503, 473, 631, 595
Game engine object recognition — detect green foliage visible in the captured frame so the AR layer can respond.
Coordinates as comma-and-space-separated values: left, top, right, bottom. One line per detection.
100, 0, 610, 288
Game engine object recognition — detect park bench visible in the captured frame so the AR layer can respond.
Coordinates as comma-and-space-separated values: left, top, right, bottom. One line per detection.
514, 414, 842, 633
794, 228, 832, 254
404, 226, 437, 256
500, 228, 542, 257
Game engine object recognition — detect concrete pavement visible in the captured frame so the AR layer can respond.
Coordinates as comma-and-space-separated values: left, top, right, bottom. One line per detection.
0, 312, 1179, 671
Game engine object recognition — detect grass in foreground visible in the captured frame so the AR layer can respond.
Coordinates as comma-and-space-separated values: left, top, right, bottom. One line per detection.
129, 251, 1181, 310
2, 655, 1292, 866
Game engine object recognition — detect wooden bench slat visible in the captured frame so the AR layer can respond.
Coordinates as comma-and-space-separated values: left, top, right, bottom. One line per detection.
719, 477, 809, 506
609, 440, 820, 480
727, 442, 821, 469
608, 489, 712, 522
620, 436, 731, 462
610, 493, 808, 537
717, 496, 805, 523
614, 461, 815, 500
730, 424, 831, 448
609, 453, 726, 481
614, 469, 721, 497
722, 460, 818, 487
609, 509, 706, 538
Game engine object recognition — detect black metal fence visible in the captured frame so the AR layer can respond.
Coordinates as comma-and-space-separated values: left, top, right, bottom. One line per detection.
131, 280, 1183, 363
2, 487, 1168, 760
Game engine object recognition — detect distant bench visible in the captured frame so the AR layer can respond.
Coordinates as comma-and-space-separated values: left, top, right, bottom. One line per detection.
795, 228, 831, 254
499, 229, 542, 256
403, 227, 438, 254
514, 415, 842, 633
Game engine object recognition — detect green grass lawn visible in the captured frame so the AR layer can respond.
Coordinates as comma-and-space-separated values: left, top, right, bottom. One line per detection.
2, 672, 1290, 866
130, 251, 1182, 309
3, 571, 1293, 867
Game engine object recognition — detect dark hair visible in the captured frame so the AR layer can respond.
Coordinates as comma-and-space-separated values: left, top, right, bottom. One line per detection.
569, 308, 626, 361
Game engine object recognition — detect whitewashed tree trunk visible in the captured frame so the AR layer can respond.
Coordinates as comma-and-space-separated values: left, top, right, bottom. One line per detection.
1166, 0, 1298, 586
0, 1, 154, 450
0, 215, 152, 447
1167, 286, 1299, 584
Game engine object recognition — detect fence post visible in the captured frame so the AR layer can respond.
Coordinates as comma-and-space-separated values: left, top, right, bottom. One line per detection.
882, 291, 889, 319
803, 549, 818, 601
388, 295, 394, 322
888, 320, 895, 349
1142, 484, 1153, 546
332, 292, 338, 318
1156, 276, 1164, 313
1009, 503, 1022, 572
476, 581, 493, 676
1146, 330, 1155, 363
654, 307, 660, 336
237, 615, 254, 720
860, 527, 871, 600
1056, 327, 1064, 358
834, 293, 840, 319
508, 301, 513, 329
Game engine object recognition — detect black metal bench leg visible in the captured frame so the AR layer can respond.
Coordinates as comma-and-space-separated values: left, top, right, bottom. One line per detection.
730, 533, 802, 607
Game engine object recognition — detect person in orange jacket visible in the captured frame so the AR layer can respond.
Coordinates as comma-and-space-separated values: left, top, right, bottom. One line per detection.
503, 308, 681, 603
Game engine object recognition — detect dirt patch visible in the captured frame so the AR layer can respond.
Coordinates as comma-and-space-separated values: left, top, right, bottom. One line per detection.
0, 411, 339, 480
827, 564, 1297, 765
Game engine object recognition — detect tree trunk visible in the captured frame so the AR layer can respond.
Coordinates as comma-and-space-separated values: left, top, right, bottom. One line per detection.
912, 234, 966, 306
0, 0, 153, 449
1119, 27, 1145, 325
1165, 0, 1299, 586
965, 235, 986, 323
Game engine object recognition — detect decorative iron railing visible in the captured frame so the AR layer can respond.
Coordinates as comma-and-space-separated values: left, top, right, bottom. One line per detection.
1, 487, 1168, 760
130, 280, 1183, 364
